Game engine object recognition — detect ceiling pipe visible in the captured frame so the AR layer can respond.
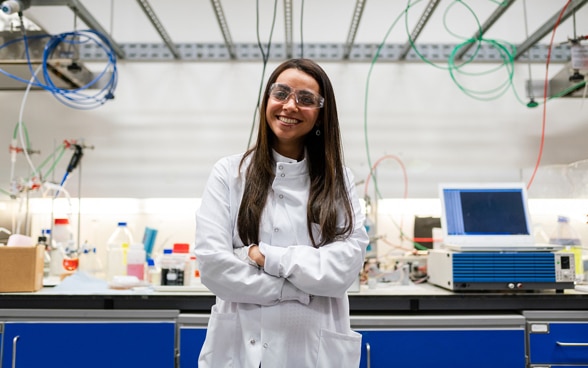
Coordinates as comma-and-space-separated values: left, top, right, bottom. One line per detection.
136, 0, 180, 59
343, 0, 367, 60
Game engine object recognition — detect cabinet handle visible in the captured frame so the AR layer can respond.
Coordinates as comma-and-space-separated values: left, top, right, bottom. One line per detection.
556, 341, 588, 347
365, 342, 371, 368
12, 335, 20, 368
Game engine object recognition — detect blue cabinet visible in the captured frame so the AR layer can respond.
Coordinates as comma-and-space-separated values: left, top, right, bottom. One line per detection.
352, 314, 526, 368
525, 310, 588, 367
0, 310, 177, 368
177, 314, 208, 368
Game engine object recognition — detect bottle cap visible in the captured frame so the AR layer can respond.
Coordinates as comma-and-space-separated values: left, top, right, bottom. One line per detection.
163, 249, 173, 255
173, 243, 190, 253
117, 222, 127, 226
54, 218, 69, 225
557, 215, 569, 223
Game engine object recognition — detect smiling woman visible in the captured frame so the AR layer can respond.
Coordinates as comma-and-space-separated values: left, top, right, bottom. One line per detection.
194, 58, 369, 368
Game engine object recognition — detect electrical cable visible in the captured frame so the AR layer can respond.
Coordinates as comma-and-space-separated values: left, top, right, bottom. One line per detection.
363, 155, 408, 199
17, 63, 42, 181
0, 14, 118, 110
363, 5, 406, 201
246, 0, 279, 149
526, 0, 572, 190
403, 1, 531, 104
362, 154, 431, 250
522, 0, 538, 107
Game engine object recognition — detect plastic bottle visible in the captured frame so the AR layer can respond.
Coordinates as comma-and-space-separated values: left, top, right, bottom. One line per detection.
549, 215, 584, 281
78, 242, 104, 279
50, 218, 74, 277
160, 249, 185, 286
127, 243, 146, 280
106, 222, 134, 281
364, 216, 377, 259
173, 243, 191, 286
146, 258, 160, 286
190, 255, 201, 285
37, 233, 51, 278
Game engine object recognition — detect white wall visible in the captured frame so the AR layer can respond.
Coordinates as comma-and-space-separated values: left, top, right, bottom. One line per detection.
1, 60, 587, 201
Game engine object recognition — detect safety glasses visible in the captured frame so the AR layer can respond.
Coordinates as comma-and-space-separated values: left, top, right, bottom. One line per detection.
268, 83, 324, 109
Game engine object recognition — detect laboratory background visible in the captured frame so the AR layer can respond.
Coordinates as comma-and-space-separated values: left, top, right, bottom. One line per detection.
0, 1, 588, 367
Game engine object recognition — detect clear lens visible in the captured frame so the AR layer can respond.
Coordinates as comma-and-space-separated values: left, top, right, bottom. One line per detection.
269, 83, 324, 109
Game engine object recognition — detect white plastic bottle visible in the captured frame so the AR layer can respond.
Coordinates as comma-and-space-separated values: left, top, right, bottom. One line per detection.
49, 218, 73, 277
37, 233, 51, 278
78, 242, 104, 279
173, 243, 191, 286
127, 243, 146, 280
106, 222, 134, 281
549, 215, 584, 281
160, 248, 185, 286
146, 258, 160, 286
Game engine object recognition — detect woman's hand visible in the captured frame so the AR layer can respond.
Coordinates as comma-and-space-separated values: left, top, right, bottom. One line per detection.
248, 244, 266, 268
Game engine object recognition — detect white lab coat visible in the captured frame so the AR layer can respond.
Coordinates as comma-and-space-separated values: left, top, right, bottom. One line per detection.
195, 151, 368, 368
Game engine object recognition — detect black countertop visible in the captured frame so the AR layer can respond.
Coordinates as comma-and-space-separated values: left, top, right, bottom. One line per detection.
0, 283, 586, 314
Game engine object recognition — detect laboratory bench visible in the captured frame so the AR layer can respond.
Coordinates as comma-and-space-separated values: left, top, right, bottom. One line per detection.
0, 282, 586, 313
0, 284, 587, 368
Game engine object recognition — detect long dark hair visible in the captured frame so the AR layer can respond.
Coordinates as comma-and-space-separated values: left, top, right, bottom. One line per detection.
237, 58, 354, 248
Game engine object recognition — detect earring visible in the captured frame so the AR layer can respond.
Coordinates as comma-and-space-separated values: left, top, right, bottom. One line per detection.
315, 128, 321, 136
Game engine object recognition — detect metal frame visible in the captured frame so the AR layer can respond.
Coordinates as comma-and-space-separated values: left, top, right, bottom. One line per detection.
26, 0, 125, 59
452, 0, 517, 61
209, 0, 236, 59
343, 0, 367, 60
283, 0, 293, 59
77, 41, 572, 63
135, 0, 180, 59
515, 0, 588, 59
399, 0, 441, 60
13, 0, 588, 65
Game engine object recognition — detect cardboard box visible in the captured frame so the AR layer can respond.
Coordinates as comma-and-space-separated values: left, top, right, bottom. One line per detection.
0, 245, 44, 292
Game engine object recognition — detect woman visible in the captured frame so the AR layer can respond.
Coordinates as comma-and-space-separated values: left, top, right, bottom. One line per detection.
195, 58, 368, 368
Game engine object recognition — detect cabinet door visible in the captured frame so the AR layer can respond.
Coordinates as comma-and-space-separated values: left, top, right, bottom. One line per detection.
358, 329, 525, 368
529, 322, 588, 365
2, 321, 175, 368
178, 326, 207, 368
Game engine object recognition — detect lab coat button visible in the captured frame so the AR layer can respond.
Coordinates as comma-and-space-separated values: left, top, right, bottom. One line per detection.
280, 173, 285, 177
274, 228, 279, 232
250, 339, 256, 345
263, 343, 268, 349
278, 165, 284, 170
279, 194, 284, 199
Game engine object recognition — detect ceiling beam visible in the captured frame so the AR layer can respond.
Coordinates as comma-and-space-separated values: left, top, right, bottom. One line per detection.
284, 0, 293, 58
209, 0, 236, 59
398, 0, 440, 60
343, 0, 367, 60
516, 0, 588, 60
453, 0, 516, 61
27, 0, 125, 59
135, 0, 180, 59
